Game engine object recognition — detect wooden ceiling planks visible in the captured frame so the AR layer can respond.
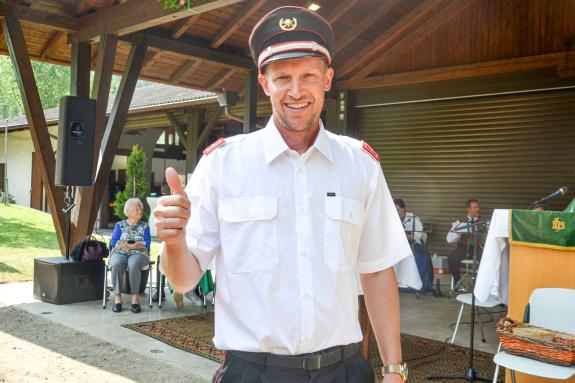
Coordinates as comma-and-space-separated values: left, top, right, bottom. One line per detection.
1, 0, 574, 93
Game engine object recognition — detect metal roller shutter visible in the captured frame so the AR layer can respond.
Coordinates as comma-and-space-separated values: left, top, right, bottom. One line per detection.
355, 89, 575, 257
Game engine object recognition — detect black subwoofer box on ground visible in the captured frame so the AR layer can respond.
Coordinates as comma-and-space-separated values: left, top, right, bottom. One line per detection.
33, 257, 104, 304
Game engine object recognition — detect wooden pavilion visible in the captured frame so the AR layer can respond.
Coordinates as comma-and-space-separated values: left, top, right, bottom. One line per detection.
1, 0, 574, 261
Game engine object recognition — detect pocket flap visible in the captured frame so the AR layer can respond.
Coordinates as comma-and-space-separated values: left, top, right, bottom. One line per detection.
325, 196, 364, 226
219, 196, 278, 223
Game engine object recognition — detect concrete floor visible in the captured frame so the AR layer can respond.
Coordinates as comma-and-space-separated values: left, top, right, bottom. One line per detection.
0, 275, 505, 382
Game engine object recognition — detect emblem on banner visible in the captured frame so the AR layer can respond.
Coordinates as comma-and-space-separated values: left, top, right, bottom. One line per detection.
279, 17, 297, 31
552, 217, 566, 232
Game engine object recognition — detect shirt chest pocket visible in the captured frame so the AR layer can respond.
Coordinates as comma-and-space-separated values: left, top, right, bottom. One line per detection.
219, 196, 279, 273
324, 197, 365, 271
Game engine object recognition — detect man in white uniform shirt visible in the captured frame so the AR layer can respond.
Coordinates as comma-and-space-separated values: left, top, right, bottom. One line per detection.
154, 6, 411, 383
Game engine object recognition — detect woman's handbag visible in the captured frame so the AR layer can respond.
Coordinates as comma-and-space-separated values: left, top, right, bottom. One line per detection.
71, 236, 109, 262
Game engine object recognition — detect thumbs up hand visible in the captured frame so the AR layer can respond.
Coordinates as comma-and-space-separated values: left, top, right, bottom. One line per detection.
154, 167, 191, 245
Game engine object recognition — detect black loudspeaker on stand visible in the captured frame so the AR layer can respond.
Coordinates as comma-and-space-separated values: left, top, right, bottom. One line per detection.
427, 219, 491, 383
33, 97, 102, 305
55, 96, 96, 187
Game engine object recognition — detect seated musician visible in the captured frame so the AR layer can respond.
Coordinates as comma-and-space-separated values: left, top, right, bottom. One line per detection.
446, 198, 484, 285
394, 198, 433, 291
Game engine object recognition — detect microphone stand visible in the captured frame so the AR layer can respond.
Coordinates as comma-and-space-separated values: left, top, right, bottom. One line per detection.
427, 219, 490, 383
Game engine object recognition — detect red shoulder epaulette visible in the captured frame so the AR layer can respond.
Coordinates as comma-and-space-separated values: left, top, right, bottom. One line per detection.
361, 141, 380, 161
203, 138, 225, 155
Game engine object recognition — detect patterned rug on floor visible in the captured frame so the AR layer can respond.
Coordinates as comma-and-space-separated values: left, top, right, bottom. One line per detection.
124, 313, 504, 382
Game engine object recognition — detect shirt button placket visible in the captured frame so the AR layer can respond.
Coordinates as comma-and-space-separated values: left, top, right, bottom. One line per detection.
295, 159, 314, 352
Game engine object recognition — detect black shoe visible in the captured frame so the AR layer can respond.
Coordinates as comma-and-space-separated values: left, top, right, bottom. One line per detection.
151, 291, 166, 302
112, 303, 122, 313
131, 303, 141, 313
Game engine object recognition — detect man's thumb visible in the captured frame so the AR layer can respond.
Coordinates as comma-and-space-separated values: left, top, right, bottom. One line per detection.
165, 167, 186, 196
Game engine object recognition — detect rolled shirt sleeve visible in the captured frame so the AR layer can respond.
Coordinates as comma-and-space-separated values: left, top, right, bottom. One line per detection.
355, 164, 421, 289
446, 221, 462, 243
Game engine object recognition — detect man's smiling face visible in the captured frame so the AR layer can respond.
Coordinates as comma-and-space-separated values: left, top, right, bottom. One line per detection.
258, 56, 334, 132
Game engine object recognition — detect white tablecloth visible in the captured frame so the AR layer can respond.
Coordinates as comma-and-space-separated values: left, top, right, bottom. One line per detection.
474, 209, 510, 304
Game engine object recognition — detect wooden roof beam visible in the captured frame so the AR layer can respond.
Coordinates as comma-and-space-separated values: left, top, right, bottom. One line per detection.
352, 0, 475, 80
338, 52, 569, 89
0, 2, 76, 32
122, 31, 253, 70
323, 0, 359, 24
335, 0, 402, 54
170, 59, 203, 84
206, 68, 237, 91
75, 0, 116, 17
336, 0, 441, 79
40, 31, 65, 59
170, 14, 201, 39
210, 0, 266, 49
70, 0, 243, 44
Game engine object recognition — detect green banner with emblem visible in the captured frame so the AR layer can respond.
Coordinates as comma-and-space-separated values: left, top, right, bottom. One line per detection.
510, 209, 575, 250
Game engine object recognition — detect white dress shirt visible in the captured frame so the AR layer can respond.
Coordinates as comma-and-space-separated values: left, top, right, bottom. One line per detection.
184, 119, 412, 355
402, 212, 426, 245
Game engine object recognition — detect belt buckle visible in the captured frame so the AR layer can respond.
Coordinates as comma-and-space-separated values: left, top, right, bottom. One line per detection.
302, 355, 322, 371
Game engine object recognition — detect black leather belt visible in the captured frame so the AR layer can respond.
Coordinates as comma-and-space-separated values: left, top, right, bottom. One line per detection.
229, 342, 360, 371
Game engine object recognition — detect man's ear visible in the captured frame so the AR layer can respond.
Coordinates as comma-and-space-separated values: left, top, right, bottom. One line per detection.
324, 67, 335, 92
258, 73, 270, 96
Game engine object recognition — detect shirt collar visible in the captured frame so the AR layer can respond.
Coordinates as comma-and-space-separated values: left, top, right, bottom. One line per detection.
263, 118, 334, 164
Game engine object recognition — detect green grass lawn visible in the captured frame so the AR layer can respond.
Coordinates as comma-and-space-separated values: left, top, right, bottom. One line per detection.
0, 204, 161, 284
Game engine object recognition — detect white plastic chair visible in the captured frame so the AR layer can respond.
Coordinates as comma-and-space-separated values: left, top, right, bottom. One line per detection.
492, 288, 575, 383
450, 293, 502, 344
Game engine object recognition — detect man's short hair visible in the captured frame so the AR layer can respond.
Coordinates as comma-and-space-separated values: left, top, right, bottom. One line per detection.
466, 198, 479, 208
394, 198, 406, 209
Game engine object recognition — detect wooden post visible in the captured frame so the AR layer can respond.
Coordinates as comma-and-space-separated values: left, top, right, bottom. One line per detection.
88, 42, 148, 233
70, 42, 91, 98
243, 69, 257, 134
186, 109, 201, 176
2, 16, 67, 254
72, 33, 117, 242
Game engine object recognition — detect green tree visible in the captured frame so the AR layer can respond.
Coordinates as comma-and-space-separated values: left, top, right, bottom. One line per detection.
0, 56, 147, 121
113, 145, 150, 220
0, 56, 71, 120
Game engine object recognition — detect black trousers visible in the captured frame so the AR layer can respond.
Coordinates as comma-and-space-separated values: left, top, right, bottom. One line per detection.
213, 349, 374, 383
447, 244, 482, 283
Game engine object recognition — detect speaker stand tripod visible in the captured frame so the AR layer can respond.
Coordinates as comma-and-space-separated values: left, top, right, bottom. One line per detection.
62, 186, 76, 260
427, 219, 490, 382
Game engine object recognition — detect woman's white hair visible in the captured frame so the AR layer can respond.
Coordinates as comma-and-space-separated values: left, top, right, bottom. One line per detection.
123, 197, 143, 216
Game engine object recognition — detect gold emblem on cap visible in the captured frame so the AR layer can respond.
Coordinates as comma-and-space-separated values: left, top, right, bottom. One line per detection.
279, 17, 297, 31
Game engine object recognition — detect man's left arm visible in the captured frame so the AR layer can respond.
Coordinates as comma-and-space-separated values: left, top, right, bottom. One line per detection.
360, 268, 403, 383
355, 160, 412, 382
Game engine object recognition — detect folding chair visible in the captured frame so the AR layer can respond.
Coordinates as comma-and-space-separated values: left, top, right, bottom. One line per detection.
492, 288, 575, 382
102, 249, 154, 309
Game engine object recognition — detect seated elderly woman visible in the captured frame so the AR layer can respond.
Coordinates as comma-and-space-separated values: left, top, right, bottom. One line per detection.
109, 197, 151, 313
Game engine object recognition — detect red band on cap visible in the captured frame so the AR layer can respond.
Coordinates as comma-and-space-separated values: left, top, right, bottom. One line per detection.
257, 40, 331, 72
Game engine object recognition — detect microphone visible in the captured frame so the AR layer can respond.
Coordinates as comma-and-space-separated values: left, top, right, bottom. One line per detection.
533, 187, 568, 206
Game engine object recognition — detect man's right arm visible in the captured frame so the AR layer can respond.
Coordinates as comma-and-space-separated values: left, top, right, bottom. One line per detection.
154, 167, 204, 293
160, 241, 203, 294
446, 221, 461, 243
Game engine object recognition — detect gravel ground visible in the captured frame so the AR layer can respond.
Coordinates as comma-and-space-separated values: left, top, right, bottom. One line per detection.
0, 305, 207, 383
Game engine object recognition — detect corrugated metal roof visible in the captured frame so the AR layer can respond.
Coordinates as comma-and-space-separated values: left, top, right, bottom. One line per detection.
4, 83, 217, 130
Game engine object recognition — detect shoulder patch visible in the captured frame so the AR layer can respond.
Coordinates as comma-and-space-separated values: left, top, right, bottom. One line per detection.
361, 141, 380, 161
203, 138, 225, 155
